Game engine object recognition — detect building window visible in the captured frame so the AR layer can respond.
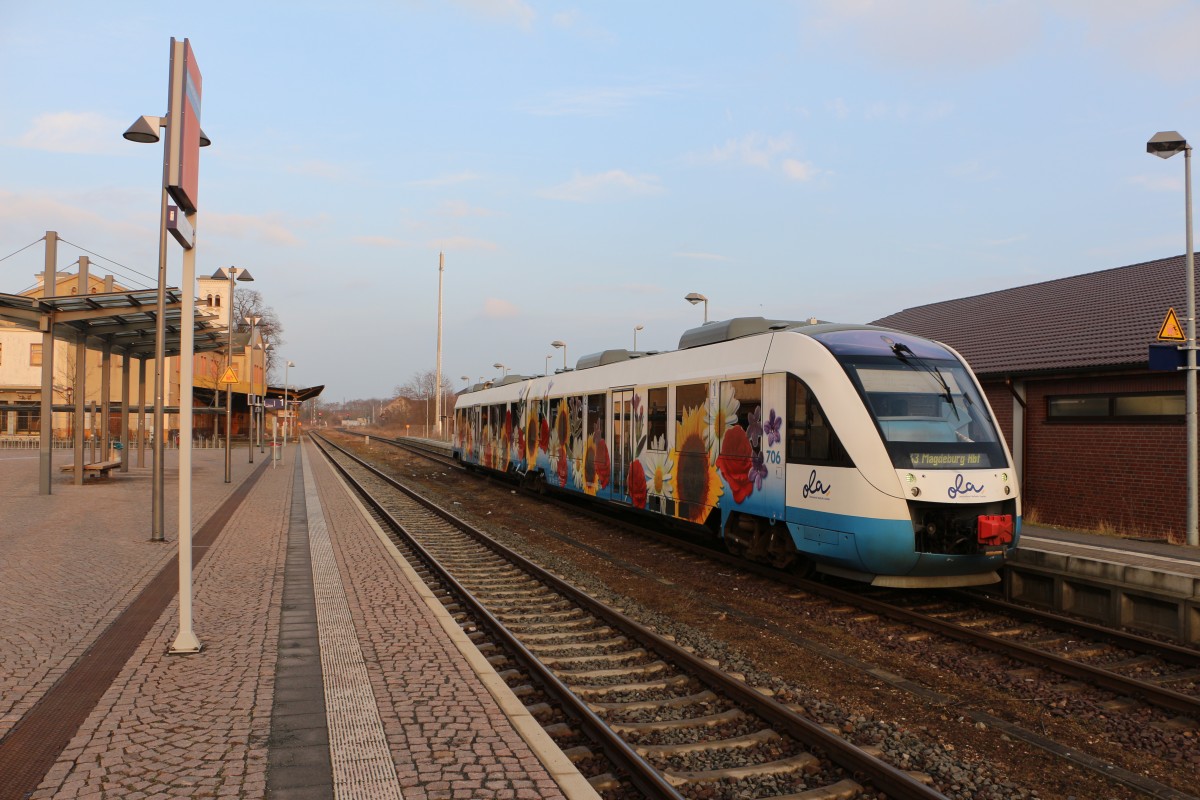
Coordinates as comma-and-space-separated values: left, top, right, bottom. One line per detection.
30, 343, 42, 367
1047, 392, 1184, 422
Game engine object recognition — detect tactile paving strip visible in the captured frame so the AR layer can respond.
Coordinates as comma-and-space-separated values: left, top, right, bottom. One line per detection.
301, 446, 405, 800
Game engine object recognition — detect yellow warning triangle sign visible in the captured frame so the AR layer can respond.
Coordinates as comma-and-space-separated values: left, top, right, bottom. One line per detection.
220, 366, 239, 385
1158, 307, 1186, 342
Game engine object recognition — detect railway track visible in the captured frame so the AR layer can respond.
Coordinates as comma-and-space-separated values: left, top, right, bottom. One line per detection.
333, 429, 1200, 798
312, 432, 948, 799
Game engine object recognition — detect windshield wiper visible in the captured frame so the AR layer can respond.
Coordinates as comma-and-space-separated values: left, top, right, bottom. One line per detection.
887, 339, 961, 421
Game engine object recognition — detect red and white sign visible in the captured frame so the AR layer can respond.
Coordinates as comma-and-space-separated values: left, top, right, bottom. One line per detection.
165, 38, 202, 213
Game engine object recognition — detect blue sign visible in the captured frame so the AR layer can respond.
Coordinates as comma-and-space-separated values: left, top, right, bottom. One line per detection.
1149, 343, 1186, 371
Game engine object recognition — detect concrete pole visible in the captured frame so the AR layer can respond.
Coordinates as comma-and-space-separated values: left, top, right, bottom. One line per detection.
1184, 146, 1197, 547
38, 231, 57, 495
171, 208, 201, 654
435, 252, 444, 438
101, 342, 112, 457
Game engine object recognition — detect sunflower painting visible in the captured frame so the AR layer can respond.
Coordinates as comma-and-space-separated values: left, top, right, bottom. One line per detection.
672, 404, 723, 523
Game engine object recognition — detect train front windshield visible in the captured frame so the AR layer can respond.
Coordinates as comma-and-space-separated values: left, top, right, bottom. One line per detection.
839, 356, 1007, 470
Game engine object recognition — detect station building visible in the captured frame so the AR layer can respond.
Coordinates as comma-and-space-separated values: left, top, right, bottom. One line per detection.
874, 253, 1193, 543
0, 264, 290, 444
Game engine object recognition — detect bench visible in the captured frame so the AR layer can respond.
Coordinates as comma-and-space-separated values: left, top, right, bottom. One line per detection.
60, 459, 123, 479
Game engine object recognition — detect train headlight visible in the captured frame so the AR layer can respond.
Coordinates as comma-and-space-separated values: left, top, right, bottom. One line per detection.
1004, 486, 1011, 495
905, 473, 916, 483
911, 486, 921, 497
1001, 472, 1009, 482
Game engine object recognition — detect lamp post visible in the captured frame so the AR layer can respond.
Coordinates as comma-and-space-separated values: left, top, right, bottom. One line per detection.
212, 267, 254, 483
685, 292, 709, 323
123, 120, 211, 541
124, 37, 208, 655
634, 324, 644, 351
284, 359, 295, 446
1148, 130, 1197, 547
493, 362, 508, 377
244, 315, 261, 463
551, 340, 567, 370
544, 354, 552, 375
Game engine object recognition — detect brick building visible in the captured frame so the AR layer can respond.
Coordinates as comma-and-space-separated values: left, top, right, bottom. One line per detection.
873, 254, 1192, 543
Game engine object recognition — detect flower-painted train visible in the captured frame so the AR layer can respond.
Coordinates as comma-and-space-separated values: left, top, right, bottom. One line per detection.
452, 318, 1020, 588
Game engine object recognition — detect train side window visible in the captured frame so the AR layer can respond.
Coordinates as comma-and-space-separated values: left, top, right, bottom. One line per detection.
675, 383, 707, 453
587, 393, 606, 439
647, 387, 668, 449
786, 375, 851, 466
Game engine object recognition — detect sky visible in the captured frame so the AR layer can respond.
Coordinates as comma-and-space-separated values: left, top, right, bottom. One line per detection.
2, 1, 1199, 401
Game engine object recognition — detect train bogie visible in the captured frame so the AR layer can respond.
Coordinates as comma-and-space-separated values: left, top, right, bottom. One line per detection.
453, 320, 1020, 588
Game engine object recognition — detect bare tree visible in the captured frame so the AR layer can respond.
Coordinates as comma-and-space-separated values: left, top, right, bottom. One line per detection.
394, 369, 455, 436
233, 289, 285, 379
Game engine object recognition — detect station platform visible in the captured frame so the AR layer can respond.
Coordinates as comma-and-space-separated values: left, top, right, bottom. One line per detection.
1008, 523, 1200, 645
0, 442, 598, 800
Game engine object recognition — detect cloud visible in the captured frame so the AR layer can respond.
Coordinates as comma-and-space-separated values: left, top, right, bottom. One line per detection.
432, 235, 499, 251
483, 297, 519, 318
437, 200, 496, 218
540, 170, 664, 202
672, 251, 731, 262
407, 171, 482, 187
1130, 174, 1183, 192
781, 159, 820, 181
1054, 0, 1200, 78
13, 112, 127, 154
452, 0, 534, 29
353, 235, 412, 247
286, 160, 348, 180
807, 0, 1039, 71
204, 212, 304, 247
525, 85, 669, 116
704, 133, 794, 168
550, 9, 616, 43
695, 133, 824, 182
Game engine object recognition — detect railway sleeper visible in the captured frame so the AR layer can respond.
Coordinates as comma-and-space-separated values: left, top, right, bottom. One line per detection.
571, 673, 692, 698
660, 750, 820, 787
560, 745, 594, 763
519, 626, 617, 642
538, 649, 649, 668
608, 707, 747, 734
757, 778, 864, 800
635, 727, 781, 757
555, 659, 669, 682
498, 608, 587, 623
587, 774, 622, 792
524, 635, 627, 652
588, 689, 720, 713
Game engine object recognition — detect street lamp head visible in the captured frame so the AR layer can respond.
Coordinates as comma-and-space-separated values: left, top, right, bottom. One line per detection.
198, 128, 211, 148
551, 340, 565, 349
635, 324, 644, 332
235, 269, 255, 282
493, 362, 504, 369
1147, 131, 1189, 159
210, 267, 229, 280
685, 292, 707, 305
286, 360, 295, 368
122, 115, 162, 144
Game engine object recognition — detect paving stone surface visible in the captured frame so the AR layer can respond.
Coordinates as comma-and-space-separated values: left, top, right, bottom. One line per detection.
1, 443, 580, 799
0, 450, 243, 743
303, 442, 570, 800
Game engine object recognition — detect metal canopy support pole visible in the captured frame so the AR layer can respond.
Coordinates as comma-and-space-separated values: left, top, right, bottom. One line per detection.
137, 358, 147, 468
435, 251, 444, 438
120, 354, 131, 472
72, 258, 89, 485
38, 231, 58, 495
101, 342, 112, 457
151, 185, 169, 540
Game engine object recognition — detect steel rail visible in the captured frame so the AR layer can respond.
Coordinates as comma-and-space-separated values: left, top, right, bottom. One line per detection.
313, 431, 949, 800
312, 433, 684, 799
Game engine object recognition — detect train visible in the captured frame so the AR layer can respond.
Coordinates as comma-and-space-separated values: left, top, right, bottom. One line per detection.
451, 317, 1020, 588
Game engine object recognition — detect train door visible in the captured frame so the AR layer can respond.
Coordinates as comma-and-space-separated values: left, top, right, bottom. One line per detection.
611, 389, 633, 501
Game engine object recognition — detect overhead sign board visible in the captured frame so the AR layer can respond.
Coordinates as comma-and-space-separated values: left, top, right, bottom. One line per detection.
165, 38, 202, 213
166, 205, 194, 250
1158, 307, 1186, 342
